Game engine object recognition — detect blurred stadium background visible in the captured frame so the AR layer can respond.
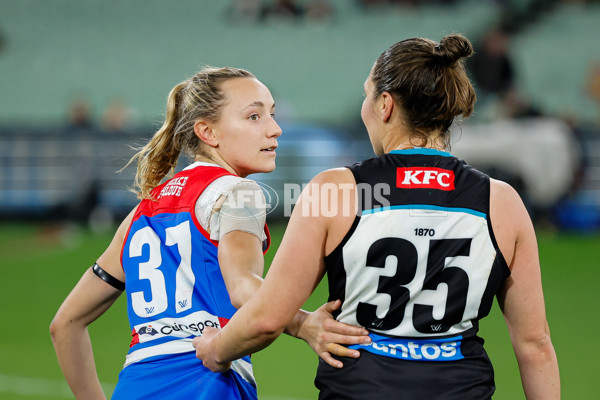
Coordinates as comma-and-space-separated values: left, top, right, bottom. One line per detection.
0, 0, 599, 398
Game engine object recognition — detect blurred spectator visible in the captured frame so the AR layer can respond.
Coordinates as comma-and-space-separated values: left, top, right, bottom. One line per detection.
358, 0, 461, 9
101, 97, 136, 134
358, 0, 417, 9
563, 0, 600, 4
389, 0, 419, 7
588, 61, 600, 101
69, 178, 101, 224
226, 0, 265, 23
497, 88, 543, 119
559, 113, 588, 191
489, 0, 509, 7
65, 96, 95, 133
305, 0, 335, 22
587, 60, 600, 126
425, 0, 458, 4
468, 27, 516, 99
357, 0, 388, 8
262, 0, 305, 20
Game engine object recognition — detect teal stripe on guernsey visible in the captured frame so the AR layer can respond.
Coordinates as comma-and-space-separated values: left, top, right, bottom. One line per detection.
362, 204, 487, 219
389, 148, 452, 157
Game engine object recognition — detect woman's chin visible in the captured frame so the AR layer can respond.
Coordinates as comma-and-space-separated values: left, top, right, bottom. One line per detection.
244, 163, 276, 177
261, 161, 277, 173
260, 166, 276, 175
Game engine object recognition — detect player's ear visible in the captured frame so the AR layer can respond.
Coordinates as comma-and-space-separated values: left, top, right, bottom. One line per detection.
194, 120, 218, 148
380, 92, 394, 123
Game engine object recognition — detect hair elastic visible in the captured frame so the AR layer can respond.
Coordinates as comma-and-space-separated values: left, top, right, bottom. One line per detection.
92, 263, 125, 291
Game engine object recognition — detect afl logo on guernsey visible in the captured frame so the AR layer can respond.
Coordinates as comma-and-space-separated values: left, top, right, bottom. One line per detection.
396, 167, 455, 191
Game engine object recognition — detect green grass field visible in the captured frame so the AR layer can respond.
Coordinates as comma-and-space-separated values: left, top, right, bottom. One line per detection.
0, 221, 597, 399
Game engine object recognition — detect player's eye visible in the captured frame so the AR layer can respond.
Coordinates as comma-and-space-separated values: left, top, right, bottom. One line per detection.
249, 114, 259, 121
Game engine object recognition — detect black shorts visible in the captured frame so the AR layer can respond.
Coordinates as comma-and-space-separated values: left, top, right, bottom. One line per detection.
315, 349, 495, 400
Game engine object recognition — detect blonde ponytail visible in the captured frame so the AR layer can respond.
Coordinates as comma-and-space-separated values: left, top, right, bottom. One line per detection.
123, 66, 255, 200
124, 82, 186, 199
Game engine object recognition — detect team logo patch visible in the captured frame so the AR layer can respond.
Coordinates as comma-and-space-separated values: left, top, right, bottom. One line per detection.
138, 325, 159, 336
396, 167, 455, 191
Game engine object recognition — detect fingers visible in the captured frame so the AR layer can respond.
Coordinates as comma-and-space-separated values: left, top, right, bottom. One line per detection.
328, 342, 360, 358
320, 300, 369, 337
192, 326, 218, 350
323, 319, 370, 337
322, 299, 342, 314
320, 352, 344, 369
309, 299, 372, 369
322, 331, 371, 347
191, 327, 232, 373
210, 360, 233, 373
319, 343, 362, 369
203, 326, 219, 337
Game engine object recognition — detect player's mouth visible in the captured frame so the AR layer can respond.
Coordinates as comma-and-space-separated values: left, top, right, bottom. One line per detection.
261, 145, 277, 154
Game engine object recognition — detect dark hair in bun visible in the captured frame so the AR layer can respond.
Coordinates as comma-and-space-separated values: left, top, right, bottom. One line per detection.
371, 33, 476, 147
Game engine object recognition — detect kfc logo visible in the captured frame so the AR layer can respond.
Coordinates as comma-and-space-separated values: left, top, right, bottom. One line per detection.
396, 167, 455, 191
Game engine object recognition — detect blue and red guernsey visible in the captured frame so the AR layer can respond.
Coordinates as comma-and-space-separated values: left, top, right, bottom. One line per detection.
120, 164, 270, 373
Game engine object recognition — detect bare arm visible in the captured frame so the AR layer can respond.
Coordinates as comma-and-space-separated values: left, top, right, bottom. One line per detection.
50, 207, 134, 399
491, 180, 560, 399
50, 269, 121, 399
218, 230, 265, 309
194, 169, 370, 370
218, 222, 368, 368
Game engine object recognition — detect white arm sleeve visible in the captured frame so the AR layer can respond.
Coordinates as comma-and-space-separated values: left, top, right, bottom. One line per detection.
195, 176, 267, 242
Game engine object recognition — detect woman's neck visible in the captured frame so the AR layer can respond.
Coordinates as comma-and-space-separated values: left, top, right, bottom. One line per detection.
382, 130, 447, 153
194, 153, 241, 177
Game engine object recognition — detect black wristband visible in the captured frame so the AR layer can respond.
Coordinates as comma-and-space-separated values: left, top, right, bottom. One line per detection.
92, 263, 125, 291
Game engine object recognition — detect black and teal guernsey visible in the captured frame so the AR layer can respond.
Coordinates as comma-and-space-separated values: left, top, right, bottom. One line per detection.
316, 148, 511, 400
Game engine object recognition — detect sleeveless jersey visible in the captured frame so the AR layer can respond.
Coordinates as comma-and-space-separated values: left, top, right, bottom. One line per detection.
316, 149, 510, 399
117, 164, 270, 400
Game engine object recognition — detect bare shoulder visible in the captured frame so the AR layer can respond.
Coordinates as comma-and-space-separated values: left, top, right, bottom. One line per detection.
490, 178, 530, 220
96, 205, 139, 279
309, 167, 355, 185
490, 178, 520, 203
298, 168, 357, 254
489, 178, 532, 268
299, 167, 357, 209
115, 205, 139, 241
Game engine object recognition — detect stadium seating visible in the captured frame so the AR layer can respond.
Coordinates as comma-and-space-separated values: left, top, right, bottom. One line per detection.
0, 0, 598, 226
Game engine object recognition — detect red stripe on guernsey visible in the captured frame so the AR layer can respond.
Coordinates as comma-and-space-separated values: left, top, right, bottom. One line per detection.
263, 223, 271, 255
219, 316, 230, 328
396, 167, 455, 191
130, 328, 139, 348
129, 318, 229, 347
